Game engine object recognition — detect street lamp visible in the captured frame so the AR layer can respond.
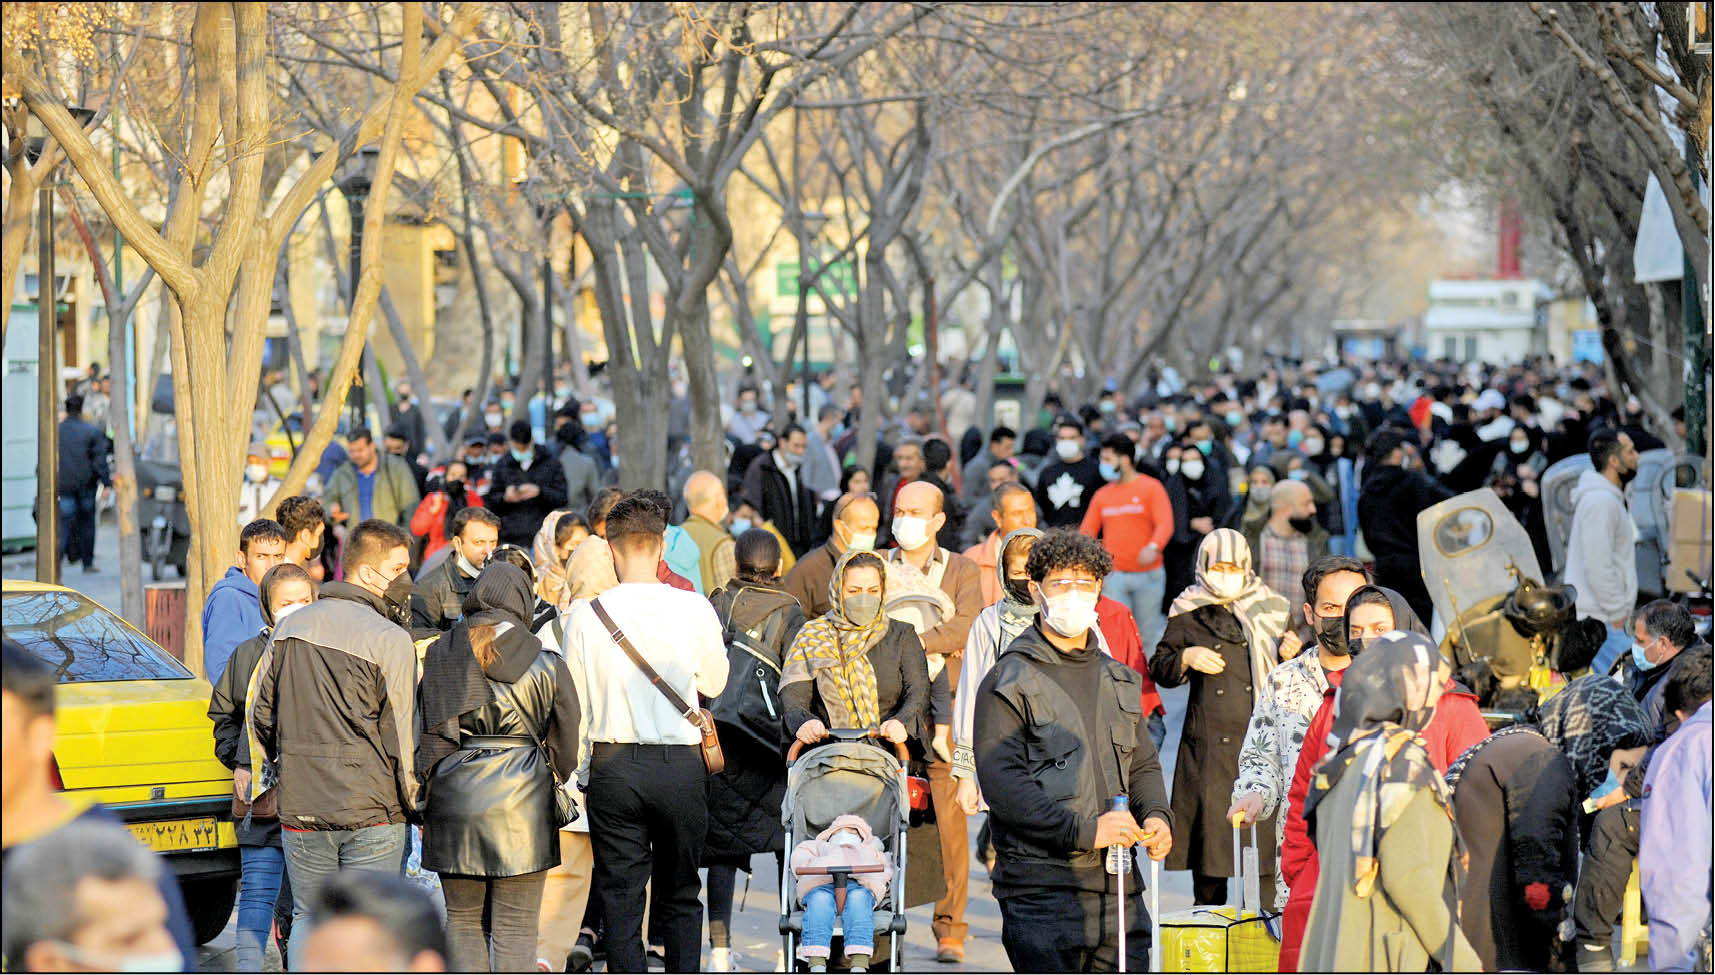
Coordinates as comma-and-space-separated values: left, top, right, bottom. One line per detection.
336, 145, 381, 429
26, 103, 93, 585
797, 211, 829, 422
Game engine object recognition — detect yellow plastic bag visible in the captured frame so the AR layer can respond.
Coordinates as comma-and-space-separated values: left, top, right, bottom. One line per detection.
1159, 906, 1280, 973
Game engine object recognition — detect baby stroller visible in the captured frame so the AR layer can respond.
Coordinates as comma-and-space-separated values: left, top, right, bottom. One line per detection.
780, 729, 910, 972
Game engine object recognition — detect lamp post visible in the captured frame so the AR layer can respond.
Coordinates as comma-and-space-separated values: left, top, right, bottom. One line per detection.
336, 145, 381, 429
25, 104, 92, 584
796, 211, 828, 422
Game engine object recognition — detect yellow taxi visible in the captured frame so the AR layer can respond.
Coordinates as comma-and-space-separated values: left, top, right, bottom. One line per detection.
2, 580, 241, 945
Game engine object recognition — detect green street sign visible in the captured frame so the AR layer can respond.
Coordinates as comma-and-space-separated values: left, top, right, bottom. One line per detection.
776, 259, 857, 298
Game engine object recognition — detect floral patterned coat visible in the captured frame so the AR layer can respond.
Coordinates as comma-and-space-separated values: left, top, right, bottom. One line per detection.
1230, 647, 1331, 906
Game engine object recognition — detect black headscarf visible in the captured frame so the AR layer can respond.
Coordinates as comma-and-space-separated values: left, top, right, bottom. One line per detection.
417, 563, 541, 779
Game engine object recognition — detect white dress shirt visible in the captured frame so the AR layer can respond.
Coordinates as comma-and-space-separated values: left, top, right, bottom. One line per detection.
564, 582, 729, 746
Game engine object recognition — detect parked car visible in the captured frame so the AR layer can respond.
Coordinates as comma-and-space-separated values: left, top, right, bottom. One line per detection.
2, 579, 241, 944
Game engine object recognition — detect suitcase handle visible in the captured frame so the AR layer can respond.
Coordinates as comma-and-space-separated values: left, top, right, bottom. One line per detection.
1230, 814, 1262, 919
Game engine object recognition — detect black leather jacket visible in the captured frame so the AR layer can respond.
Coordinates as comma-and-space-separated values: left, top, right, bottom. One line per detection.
421, 648, 578, 877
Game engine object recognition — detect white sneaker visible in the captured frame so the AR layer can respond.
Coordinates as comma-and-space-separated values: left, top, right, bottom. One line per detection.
708, 947, 732, 972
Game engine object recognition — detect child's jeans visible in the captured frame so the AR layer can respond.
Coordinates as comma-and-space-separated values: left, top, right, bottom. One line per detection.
798, 881, 876, 960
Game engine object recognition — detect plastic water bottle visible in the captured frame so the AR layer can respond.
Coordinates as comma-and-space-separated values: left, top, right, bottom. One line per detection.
1105, 794, 1132, 874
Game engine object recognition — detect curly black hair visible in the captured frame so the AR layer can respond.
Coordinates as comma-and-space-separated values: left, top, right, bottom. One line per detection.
1024, 528, 1113, 583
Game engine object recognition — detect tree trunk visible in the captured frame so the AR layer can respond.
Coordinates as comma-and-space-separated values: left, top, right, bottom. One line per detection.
378, 285, 448, 461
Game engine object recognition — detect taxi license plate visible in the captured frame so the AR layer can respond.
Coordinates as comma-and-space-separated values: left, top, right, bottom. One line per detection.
128, 817, 221, 853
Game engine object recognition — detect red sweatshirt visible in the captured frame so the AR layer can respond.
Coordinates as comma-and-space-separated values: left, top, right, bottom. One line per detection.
1276, 673, 1489, 972
1096, 595, 1166, 718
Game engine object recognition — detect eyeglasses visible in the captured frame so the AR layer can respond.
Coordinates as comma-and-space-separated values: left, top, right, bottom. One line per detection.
1039, 578, 1101, 596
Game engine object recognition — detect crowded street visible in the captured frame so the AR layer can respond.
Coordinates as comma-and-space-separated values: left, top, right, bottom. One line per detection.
3, 3, 1713, 974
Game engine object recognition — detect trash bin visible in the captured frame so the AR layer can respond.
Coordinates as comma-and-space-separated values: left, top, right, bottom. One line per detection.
145, 581, 188, 663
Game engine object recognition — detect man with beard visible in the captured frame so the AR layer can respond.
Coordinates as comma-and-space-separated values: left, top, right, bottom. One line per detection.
1565, 429, 1642, 675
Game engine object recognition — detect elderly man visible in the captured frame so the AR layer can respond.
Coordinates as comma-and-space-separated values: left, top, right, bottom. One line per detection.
1243, 478, 1328, 609
884, 480, 983, 962
782, 492, 879, 619
681, 470, 738, 594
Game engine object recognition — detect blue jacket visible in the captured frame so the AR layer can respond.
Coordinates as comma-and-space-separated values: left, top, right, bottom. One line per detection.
663, 525, 703, 596
201, 566, 265, 685
1640, 701, 1712, 972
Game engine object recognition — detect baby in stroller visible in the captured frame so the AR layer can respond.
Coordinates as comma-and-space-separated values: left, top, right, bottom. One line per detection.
790, 814, 894, 973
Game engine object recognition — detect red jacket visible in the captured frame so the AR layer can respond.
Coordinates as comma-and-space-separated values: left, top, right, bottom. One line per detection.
658, 560, 696, 592
1096, 596, 1166, 718
1276, 673, 1489, 972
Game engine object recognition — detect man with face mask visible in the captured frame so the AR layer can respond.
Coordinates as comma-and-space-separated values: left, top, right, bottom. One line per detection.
238, 441, 284, 527
971, 529, 1173, 972
251, 519, 422, 971
1033, 416, 1107, 529
741, 423, 817, 557
1565, 429, 1643, 676
727, 384, 770, 446
1244, 479, 1327, 606
409, 507, 501, 632
783, 493, 880, 619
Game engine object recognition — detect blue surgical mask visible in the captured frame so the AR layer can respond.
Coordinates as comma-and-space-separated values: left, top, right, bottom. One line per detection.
1288, 468, 1308, 482
1195, 439, 1213, 456
1098, 461, 1119, 481
1631, 640, 1661, 671
1588, 769, 1621, 806
1287, 430, 1303, 449
730, 518, 753, 537
511, 448, 531, 464
1225, 410, 1242, 426
1163, 416, 1177, 433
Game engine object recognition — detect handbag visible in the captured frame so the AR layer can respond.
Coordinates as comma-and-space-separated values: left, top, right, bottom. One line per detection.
592, 599, 726, 774
492, 679, 580, 829
231, 776, 277, 821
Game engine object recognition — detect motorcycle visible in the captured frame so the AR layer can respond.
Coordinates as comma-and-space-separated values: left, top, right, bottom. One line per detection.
1417, 488, 1578, 725
137, 381, 190, 580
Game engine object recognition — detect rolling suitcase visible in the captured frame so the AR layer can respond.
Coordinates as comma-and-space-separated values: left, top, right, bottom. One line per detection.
1156, 820, 1280, 972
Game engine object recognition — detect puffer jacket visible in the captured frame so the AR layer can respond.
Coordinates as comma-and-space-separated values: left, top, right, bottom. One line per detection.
250, 582, 420, 830
420, 638, 578, 878
972, 622, 1172, 896
790, 814, 892, 903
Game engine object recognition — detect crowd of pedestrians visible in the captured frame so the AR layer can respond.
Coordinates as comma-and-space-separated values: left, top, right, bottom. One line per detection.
5, 351, 1711, 974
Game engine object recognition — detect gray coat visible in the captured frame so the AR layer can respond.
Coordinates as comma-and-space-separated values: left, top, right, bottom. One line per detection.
557, 445, 602, 521
1299, 773, 1482, 972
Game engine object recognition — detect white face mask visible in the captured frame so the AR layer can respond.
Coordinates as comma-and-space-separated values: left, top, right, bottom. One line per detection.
1054, 438, 1082, 462
272, 601, 309, 625
832, 828, 862, 847
51, 943, 184, 974
892, 516, 931, 552
843, 527, 877, 552
1206, 569, 1247, 599
1039, 590, 1099, 637
246, 464, 270, 483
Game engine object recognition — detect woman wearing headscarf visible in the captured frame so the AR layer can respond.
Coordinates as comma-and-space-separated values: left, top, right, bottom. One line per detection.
702, 529, 807, 973
780, 549, 930, 752
1277, 584, 1488, 971
1149, 528, 1289, 907
1444, 676, 1654, 972
1298, 631, 1483, 972
417, 562, 581, 972
952, 528, 1045, 801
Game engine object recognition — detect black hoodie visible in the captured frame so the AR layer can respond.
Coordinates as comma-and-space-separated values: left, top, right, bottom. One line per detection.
973, 621, 1173, 895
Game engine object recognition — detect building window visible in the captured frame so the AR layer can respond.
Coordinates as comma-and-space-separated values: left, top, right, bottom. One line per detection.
1444, 336, 1458, 359
1464, 336, 1479, 361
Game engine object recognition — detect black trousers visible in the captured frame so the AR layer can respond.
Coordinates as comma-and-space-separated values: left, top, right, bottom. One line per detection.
1575, 802, 1641, 951
588, 743, 708, 973
998, 885, 1151, 973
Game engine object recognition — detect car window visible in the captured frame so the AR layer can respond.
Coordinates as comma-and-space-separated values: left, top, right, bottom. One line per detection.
2, 590, 193, 682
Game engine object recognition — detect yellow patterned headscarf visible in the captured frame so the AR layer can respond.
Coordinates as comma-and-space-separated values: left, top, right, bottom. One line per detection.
780, 550, 888, 730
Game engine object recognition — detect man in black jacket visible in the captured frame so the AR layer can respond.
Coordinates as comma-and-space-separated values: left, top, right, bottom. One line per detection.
973, 528, 1173, 972
1356, 428, 1454, 624
251, 519, 420, 972
410, 507, 500, 632
1032, 416, 1106, 529
488, 420, 569, 548
741, 423, 817, 556
57, 394, 110, 573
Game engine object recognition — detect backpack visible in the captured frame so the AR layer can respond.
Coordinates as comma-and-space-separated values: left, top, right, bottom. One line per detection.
708, 589, 792, 757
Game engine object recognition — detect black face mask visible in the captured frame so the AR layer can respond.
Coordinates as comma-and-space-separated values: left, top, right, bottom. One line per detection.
446, 480, 465, 499
1618, 464, 1638, 488
1347, 636, 1370, 658
1288, 515, 1318, 535
1004, 577, 1033, 604
382, 571, 414, 627
1313, 613, 1349, 657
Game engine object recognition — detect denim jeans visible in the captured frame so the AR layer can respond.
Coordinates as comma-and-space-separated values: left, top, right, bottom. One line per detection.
236, 845, 285, 972
799, 883, 876, 961
1593, 623, 1633, 678
282, 824, 407, 971
1104, 568, 1167, 651
441, 871, 548, 972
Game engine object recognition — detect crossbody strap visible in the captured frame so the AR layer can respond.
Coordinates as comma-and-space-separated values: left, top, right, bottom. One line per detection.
592, 598, 699, 723
490, 676, 565, 792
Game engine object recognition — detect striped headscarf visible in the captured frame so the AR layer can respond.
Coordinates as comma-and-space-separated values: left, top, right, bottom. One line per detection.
1168, 527, 1290, 705
780, 549, 889, 730
1304, 630, 1462, 899
532, 509, 572, 611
